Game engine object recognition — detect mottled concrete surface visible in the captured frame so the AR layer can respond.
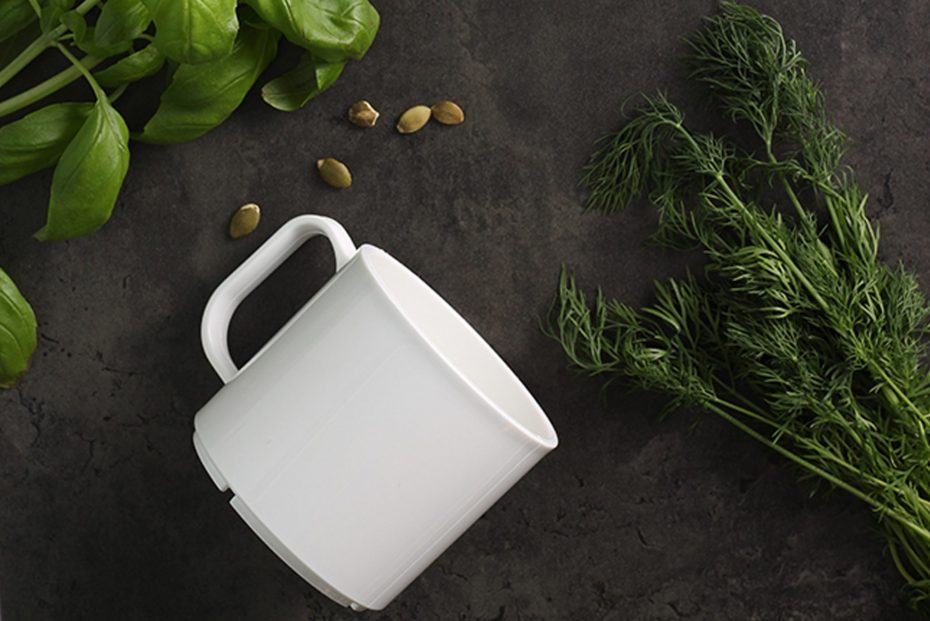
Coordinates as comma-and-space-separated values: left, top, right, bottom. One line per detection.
1, 1, 928, 619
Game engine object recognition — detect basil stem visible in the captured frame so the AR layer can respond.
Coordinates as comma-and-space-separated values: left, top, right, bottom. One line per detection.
0, 0, 99, 89
53, 41, 104, 99
0, 53, 100, 118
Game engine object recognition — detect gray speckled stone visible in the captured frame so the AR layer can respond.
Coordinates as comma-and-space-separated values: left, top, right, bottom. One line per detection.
0, 1, 926, 619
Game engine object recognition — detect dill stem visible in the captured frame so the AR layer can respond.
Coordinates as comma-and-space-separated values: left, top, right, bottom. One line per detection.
705, 398, 930, 546
874, 365, 930, 432
765, 145, 850, 253
901, 528, 930, 578
887, 522, 930, 583
821, 193, 849, 252
764, 144, 810, 223
706, 387, 894, 494
889, 541, 917, 584
780, 175, 809, 220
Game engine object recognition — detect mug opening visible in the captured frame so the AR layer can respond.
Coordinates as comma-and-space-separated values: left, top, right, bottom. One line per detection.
359, 246, 558, 449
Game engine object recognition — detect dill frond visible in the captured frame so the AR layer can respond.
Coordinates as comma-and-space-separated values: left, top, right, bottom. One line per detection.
553, 2, 930, 612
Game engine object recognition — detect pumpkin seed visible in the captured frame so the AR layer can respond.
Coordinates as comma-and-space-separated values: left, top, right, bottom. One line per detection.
317, 157, 352, 188
348, 100, 379, 128
396, 105, 431, 134
229, 203, 261, 239
430, 100, 465, 125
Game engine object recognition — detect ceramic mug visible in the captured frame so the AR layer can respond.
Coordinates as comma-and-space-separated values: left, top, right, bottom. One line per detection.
192, 215, 558, 611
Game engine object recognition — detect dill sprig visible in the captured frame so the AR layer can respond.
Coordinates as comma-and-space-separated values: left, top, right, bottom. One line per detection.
553, 1, 930, 611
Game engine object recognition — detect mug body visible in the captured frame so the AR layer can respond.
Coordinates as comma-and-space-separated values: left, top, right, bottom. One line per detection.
193, 244, 557, 610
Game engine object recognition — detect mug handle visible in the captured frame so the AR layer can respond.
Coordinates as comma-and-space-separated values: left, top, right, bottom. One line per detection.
201, 215, 357, 383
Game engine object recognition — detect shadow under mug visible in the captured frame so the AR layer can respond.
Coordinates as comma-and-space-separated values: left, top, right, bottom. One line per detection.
192, 215, 558, 611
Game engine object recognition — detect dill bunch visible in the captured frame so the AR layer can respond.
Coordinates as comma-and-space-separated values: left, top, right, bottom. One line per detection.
552, 1, 930, 611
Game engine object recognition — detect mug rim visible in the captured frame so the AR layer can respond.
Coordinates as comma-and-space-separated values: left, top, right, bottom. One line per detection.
356, 244, 558, 450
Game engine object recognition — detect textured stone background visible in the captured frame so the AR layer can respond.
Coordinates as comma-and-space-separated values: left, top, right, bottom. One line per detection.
1, 1, 928, 619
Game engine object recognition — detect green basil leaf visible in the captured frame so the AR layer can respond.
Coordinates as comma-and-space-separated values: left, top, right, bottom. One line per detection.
39, 0, 74, 33
58, 10, 129, 57
85, 36, 131, 57
0, 267, 37, 388
37, 97, 130, 240
142, 0, 238, 65
261, 51, 344, 112
0, 20, 39, 66
58, 9, 85, 40
94, 0, 150, 47
78, 34, 131, 58
243, 0, 378, 62
0, 0, 36, 43
94, 44, 164, 87
0, 102, 93, 185
136, 24, 279, 144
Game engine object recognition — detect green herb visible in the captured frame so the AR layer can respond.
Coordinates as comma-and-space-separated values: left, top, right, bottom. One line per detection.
0, 1, 41, 43
40, 1, 77, 35
141, 0, 238, 65
0, 267, 36, 388
135, 22, 280, 144
38, 43, 129, 240
243, 0, 379, 62
0, 0, 380, 385
550, 2, 930, 611
260, 51, 344, 112
0, 101, 92, 184
92, 43, 162, 87
93, 0, 150, 49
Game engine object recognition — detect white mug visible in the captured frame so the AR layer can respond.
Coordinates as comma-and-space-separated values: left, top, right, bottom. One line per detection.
192, 215, 558, 611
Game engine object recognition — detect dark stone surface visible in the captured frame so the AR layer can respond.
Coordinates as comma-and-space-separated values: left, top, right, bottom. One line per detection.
0, 1, 927, 619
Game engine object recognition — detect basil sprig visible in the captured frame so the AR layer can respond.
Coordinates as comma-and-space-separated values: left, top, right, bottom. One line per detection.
0, 0, 380, 386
